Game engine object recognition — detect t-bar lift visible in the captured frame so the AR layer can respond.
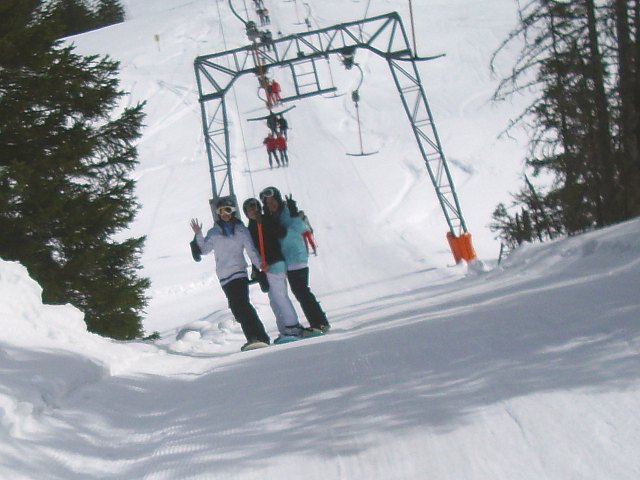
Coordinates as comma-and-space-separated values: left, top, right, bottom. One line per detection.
193, 11, 476, 263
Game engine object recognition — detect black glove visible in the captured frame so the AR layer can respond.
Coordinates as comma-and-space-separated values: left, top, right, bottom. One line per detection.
285, 194, 298, 217
257, 270, 269, 292
251, 265, 269, 292
190, 236, 202, 262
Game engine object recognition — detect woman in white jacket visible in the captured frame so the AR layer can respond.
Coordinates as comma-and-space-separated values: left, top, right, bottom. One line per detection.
190, 196, 270, 350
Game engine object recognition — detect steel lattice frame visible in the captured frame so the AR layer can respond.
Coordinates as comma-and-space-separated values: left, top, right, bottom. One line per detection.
194, 11, 467, 235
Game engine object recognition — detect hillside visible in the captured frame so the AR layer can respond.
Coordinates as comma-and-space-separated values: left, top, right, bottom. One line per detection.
2, 1, 638, 479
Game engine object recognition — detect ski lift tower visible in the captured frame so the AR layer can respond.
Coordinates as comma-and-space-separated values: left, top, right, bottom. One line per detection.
194, 12, 476, 263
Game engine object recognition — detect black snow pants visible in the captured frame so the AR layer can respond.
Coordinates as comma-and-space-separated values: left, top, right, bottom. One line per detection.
222, 277, 270, 343
287, 267, 329, 330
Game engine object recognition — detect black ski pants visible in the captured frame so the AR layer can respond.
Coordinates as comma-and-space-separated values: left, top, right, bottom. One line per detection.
222, 277, 270, 343
267, 149, 280, 167
279, 148, 289, 165
287, 267, 329, 330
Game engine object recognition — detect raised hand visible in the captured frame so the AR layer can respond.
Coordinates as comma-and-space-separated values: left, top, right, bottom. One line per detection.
285, 194, 298, 217
190, 218, 203, 235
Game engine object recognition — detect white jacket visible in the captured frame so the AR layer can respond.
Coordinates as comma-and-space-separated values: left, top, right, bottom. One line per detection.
196, 220, 262, 286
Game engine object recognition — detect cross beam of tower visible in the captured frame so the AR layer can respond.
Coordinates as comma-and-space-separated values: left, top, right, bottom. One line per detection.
194, 11, 476, 262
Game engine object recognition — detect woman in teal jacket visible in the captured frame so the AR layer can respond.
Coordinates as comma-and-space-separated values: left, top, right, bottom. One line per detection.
260, 187, 330, 332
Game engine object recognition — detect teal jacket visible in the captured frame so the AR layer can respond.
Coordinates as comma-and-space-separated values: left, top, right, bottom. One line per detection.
276, 205, 309, 270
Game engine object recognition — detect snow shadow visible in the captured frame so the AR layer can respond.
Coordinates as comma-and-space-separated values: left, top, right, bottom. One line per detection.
0, 344, 106, 479
20, 250, 639, 479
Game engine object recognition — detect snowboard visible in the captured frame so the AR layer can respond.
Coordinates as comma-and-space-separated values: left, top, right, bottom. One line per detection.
241, 341, 270, 352
273, 329, 324, 345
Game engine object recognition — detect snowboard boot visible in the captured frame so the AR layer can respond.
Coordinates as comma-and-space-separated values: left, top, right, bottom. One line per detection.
241, 338, 270, 351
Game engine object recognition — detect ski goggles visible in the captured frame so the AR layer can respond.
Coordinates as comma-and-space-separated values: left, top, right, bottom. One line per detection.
216, 206, 236, 215
259, 187, 277, 201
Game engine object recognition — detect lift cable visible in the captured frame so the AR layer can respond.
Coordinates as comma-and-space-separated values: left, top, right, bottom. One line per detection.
408, 0, 418, 57
358, 0, 373, 41
252, 43, 275, 111
227, 0, 248, 26
228, 0, 276, 111
219, 0, 258, 198
241, 0, 250, 20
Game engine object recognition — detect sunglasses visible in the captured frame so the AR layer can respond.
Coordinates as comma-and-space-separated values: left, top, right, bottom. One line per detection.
217, 206, 236, 215
259, 188, 277, 201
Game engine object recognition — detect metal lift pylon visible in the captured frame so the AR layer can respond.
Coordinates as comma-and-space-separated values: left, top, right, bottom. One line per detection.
194, 11, 477, 263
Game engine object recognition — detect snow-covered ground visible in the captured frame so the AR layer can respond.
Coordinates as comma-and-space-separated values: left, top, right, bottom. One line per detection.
1, 0, 639, 478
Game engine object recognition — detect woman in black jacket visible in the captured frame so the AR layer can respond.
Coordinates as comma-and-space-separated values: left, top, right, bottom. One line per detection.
243, 198, 307, 340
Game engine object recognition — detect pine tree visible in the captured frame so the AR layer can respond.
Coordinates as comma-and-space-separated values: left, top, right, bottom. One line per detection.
489, 204, 520, 249
50, 0, 96, 37
95, 0, 125, 27
0, 0, 149, 340
612, 0, 640, 218
491, 0, 640, 247
48, 0, 126, 38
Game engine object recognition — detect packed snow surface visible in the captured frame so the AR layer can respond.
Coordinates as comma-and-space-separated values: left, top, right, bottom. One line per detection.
1, 0, 639, 478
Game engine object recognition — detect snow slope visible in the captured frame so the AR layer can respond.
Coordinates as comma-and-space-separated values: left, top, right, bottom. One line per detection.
1, 0, 639, 478
2, 218, 639, 479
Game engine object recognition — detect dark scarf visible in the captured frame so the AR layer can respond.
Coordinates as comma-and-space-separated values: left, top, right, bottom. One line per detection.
217, 218, 237, 236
